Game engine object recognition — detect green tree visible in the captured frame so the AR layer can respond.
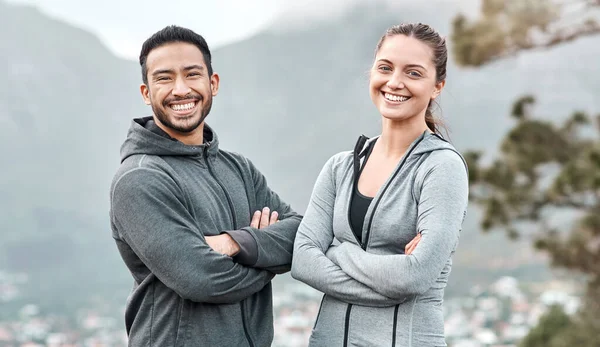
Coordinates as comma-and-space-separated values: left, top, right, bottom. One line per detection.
520, 305, 572, 347
452, 0, 600, 67
451, 0, 600, 345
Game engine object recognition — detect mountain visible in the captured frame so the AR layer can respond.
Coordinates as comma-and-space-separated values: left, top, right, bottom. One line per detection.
1, 0, 598, 314
0, 0, 142, 312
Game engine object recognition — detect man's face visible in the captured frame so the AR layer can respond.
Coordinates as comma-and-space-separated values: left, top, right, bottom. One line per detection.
140, 42, 219, 136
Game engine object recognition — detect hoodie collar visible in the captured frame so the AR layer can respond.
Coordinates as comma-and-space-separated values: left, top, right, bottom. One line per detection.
354, 131, 455, 159
120, 116, 220, 163
352, 131, 467, 177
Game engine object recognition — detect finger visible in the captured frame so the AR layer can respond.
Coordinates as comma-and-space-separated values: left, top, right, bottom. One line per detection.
405, 234, 421, 254
405, 237, 417, 253
269, 211, 279, 225
260, 207, 270, 228
407, 235, 422, 255
250, 210, 261, 228
406, 241, 416, 255
407, 241, 417, 255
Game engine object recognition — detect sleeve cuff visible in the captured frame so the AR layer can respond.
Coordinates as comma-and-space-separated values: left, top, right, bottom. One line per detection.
223, 229, 258, 266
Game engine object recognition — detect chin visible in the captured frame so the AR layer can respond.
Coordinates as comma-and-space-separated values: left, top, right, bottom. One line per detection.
380, 111, 410, 121
168, 116, 203, 133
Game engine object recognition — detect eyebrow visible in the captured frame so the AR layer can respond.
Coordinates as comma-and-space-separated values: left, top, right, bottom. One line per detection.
183, 65, 205, 72
152, 65, 205, 76
377, 59, 427, 71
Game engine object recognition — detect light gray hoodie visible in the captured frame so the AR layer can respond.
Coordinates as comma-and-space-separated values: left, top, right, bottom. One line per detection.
291, 131, 469, 347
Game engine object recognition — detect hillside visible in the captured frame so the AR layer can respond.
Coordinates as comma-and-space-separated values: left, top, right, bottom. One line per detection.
1, 0, 597, 313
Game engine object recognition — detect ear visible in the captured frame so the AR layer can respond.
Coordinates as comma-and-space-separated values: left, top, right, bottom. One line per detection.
210, 72, 220, 96
431, 80, 446, 100
140, 84, 151, 105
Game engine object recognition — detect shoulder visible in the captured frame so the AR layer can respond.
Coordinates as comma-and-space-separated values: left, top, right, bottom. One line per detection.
112, 154, 180, 196
325, 150, 353, 172
426, 149, 467, 173
418, 149, 469, 194
218, 148, 246, 162
413, 148, 469, 191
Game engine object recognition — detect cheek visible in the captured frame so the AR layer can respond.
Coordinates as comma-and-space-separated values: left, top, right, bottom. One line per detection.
149, 88, 167, 104
369, 78, 383, 97
412, 82, 435, 99
369, 85, 381, 103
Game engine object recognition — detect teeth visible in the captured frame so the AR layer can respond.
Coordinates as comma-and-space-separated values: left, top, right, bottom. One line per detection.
171, 102, 196, 111
384, 93, 409, 102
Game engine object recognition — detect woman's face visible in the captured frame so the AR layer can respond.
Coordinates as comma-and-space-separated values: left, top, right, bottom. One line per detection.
369, 35, 444, 123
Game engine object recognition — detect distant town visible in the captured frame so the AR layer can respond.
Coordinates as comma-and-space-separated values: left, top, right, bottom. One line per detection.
0, 270, 581, 347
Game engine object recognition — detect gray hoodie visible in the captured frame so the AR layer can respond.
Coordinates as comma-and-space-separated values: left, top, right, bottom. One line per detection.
291, 132, 469, 347
109, 117, 301, 347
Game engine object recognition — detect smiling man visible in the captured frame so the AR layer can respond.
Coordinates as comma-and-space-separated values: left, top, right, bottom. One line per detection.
109, 25, 301, 347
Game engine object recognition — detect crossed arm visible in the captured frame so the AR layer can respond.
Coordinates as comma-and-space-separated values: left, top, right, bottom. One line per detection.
291, 157, 406, 307
111, 167, 297, 305
292, 154, 468, 304
325, 155, 469, 299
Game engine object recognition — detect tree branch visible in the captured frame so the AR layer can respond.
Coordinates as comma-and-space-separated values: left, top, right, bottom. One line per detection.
488, 21, 600, 64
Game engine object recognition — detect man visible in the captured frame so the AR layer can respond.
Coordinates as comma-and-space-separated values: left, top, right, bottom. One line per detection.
109, 25, 301, 347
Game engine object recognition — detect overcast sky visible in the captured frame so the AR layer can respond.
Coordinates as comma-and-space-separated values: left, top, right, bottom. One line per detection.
6, 0, 370, 60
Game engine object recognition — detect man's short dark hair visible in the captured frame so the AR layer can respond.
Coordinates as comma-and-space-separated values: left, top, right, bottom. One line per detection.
139, 25, 213, 85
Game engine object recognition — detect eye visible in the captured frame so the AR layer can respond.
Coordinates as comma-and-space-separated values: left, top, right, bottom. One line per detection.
378, 65, 392, 72
408, 71, 422, 77
156, 76, 171, 81
188, 72, 201, 77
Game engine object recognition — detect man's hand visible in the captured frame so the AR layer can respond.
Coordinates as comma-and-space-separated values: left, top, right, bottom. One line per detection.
250, 207, 278, 229
205, 234, 240, 257
405, 233, 421, 255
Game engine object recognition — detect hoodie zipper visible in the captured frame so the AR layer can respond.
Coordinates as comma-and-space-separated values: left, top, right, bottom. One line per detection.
204, 145, 238, 227
343, 135, 425, 347
204, 145, 254, 347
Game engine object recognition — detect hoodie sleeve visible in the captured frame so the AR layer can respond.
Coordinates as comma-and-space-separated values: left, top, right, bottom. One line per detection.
111, 167, 274, 304
325, 152, 469, 300
291, 155, 406, 307
224, 158, 302, 274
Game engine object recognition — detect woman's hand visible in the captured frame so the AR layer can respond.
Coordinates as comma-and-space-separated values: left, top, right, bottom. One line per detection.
405, 233, 421, 255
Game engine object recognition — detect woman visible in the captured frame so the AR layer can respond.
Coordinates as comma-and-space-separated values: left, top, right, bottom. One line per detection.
291, 23, 469, 347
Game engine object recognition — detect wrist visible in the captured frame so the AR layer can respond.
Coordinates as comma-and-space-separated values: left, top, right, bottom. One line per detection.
223, 229, 258, 266
226, 234, 240, 256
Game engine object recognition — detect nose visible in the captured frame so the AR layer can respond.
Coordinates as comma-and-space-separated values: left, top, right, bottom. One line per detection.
386, 72, 405, 90
172, 76, 191, 96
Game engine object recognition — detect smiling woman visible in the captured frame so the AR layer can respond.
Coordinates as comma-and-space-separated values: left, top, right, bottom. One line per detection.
370, 24, 447, 134
292, 23, 469, 347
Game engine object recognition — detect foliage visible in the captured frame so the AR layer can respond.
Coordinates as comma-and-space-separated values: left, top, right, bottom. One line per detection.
452, 0, 600, 67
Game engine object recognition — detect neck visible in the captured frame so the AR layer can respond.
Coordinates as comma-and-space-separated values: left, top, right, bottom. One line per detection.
378, 115, 430, 158
154, 117, 205, 146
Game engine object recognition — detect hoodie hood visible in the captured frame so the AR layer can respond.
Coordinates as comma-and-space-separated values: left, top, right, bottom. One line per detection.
120, 116, 219, 163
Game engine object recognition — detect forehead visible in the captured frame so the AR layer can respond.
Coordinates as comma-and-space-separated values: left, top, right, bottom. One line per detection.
376, 35, 434, 67
146, 42, 207, 72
